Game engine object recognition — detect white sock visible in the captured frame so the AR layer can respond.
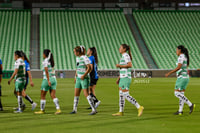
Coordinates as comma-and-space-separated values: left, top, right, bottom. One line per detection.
87, 95, 96, 112
73, 96, 79, 112
178, 99, 184, 112
123, 92, 140, 109
119, 90, 125, 112
178, 92, 184, 112
40, 99, 46, 111
53, 98, 60, 110
175, 92, 192, 107
17, 96, 22, 111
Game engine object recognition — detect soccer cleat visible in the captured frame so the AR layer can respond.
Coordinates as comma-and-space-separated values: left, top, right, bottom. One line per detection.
138, 106, 144, 117
14, 109, 22, 113
34, 110, 45, 114
189, 104, 195, 114
112, 112, 124, 116
174, 111, 183, 115
31, 102, 37, 111
89, 111, 97, 115
0, 108, 3, 111
95, 101, 101, 109
70, 110, 77, 114
55, 109, 61, 115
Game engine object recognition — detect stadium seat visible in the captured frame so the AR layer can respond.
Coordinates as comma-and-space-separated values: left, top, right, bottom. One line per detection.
133, 11, 200, 69
0, 10, 30, 70
40, 10, 148, 70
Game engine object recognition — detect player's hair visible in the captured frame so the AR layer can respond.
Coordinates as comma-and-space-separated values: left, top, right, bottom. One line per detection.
89, 47, 98, 64
43, 49, 55, 67
20, 51, 30, 63
74, 46, 85, 56
177, 45, 189, 66
15, 50, 23, 57
121, 44, 132, 61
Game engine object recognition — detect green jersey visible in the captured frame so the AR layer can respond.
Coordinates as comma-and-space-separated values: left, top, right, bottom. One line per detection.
14, 58, 25, 82
176, 54, 188, 78
42, 58, 55, 79
76, 55, 90, 78
119, 53, 132, 79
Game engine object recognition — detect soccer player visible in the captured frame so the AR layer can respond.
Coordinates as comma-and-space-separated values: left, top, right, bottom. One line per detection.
70, 46, 97, 115
35, 49, 61, 114
8, 51, 26, 113
0, 58, 3, 111
86, 47, 101, 109
165, 45, 195, 115
13, 51, 37, 111
112, 44, 144, 116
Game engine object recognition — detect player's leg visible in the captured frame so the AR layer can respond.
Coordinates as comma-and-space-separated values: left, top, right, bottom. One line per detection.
83, 89, 96, 115
22, 80, 37, 110
49, 77, 61, 114
35, 79, 48, 114
174, 78, 195, 115
112, 87, 125, 116
113, 78, 144, 116
14, 81, 25, 113
70, 78, 82, 114
82, 78, 96, 115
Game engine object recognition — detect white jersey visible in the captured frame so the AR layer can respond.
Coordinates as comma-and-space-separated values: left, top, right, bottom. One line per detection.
119, 53, 132, 79
76, 55, 90, 78
42, 58, 55, 79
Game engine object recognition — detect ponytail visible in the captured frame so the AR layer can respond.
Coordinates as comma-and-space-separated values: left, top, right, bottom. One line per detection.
177, 45, 189, 66
183, 48, 189, 66
20, 51, 30, 63
89, 47, 98, 64
43, 49, 55, 67
121, 44, 132, 61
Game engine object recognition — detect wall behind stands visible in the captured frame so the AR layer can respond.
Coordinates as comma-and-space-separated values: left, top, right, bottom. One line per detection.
28, 70, 200, 78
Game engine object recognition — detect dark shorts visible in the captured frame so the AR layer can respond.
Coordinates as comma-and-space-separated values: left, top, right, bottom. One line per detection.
0, 69, 2, 75
90, 78, 98, 86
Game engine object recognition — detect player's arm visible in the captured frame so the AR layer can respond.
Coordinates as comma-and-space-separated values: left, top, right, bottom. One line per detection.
74, 70, 77, 83
8, 69, 18, 85
44, 67, 51, 86
116, 62, 132, 68
27, 71, 34, 87
116, 76, 120, 84
81, 64, 91, 80
165, 63, 182, 77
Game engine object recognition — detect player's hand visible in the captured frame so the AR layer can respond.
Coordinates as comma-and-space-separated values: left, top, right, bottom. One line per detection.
8, 80, 11, 85
116, 79, 120, 84
30, 81, 34, 87
165, 73, 170, 77
197, 69, 200, 71
80, 75, 84, 80
116, 64, 120, 68
48, 81, 51, 86
74, 78, 76, 83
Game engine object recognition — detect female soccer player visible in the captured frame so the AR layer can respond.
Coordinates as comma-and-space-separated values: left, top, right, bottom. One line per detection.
70, 46, 97, 115
8, 51, 26, 113
86, 47, 101, 109
13, 51, 37, 111
35, 49, 61, 114
165, 45, 195, 115
0, 58, 3, 111
112, 44, 144, 116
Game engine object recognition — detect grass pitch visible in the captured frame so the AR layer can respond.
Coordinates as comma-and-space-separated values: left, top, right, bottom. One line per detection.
0, 78, 200, 133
